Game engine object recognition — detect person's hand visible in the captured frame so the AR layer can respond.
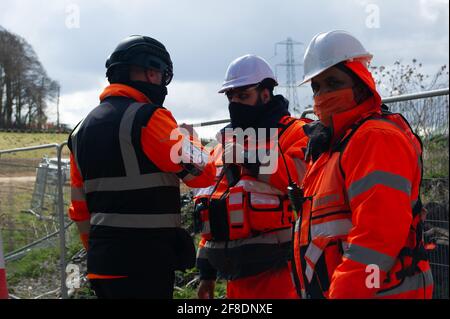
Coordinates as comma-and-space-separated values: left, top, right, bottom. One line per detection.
222, 141, 245, 165
179, 123, 198, 140
197, 280, 215, 299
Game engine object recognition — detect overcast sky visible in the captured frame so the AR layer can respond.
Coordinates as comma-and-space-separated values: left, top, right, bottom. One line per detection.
0, 0, 448, 137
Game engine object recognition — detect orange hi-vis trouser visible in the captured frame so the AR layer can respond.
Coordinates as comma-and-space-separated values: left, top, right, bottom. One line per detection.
226, 262, 299, 299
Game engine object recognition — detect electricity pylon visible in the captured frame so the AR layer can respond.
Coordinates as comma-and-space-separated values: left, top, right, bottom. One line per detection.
275, 37, 303, 115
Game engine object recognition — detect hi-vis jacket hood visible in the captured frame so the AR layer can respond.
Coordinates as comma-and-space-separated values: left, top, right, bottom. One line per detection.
329, 61, 382, 142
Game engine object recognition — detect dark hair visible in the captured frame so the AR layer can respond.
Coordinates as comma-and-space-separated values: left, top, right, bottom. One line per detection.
257, 78, 277, 96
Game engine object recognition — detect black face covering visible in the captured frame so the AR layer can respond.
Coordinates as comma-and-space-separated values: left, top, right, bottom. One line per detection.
228, 102, 263, 129
303, 121, 332, 162
228, 94, 290, 130
124, 80, 168, 106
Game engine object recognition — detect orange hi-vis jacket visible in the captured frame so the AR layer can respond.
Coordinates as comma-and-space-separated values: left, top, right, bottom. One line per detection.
195, 115, 311, 298
68, 83, 216, 278
293, 61, 433, 299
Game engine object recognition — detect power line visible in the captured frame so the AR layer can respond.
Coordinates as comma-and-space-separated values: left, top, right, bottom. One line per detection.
274, 37, 304, 115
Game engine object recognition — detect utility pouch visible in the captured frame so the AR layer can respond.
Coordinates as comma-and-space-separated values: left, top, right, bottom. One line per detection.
209, 196, 230, 241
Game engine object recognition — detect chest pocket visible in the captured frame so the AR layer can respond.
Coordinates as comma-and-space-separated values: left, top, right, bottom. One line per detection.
247, 191, 292, 232
224, 178, 293, 240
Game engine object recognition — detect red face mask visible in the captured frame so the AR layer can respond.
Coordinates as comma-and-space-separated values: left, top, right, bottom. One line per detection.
313, 88, 357, 127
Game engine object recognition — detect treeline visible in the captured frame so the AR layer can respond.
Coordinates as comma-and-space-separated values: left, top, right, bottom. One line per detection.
0, 26, 59, 129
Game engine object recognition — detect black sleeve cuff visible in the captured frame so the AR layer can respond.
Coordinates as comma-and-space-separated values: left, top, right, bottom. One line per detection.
196, 257, 217, 280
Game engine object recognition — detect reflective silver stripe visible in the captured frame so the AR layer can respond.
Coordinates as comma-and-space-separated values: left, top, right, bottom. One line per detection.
229, 210, 244, 224
71, 186, 86, 201
182, 173, 196, 183
343, 243, 395, 272
295, 219, 300, 233
348, 170, 411, 201
293, 158, 307, 181
235, 179, 283, 195
90, 213, 181, 228
376, 269, 434, 297
197, 246, 208, 259
84, 172, 179, 193
204, 228, 292, 249
311, 219, 353, 238
193, 185, 215, 197
305, 242, 324, 265
314, 193, 340, 208
71, 117, 86, 175
305, 263, 314, 283
119, 103, 145, 176
202, 221, 211, 234
229, 192, 243, 205
250, 193, 280, 206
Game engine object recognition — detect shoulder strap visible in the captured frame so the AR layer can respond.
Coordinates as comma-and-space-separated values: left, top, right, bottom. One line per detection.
277, 116, 309, 139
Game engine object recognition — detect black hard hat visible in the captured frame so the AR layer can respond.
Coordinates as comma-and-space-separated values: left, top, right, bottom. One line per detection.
105, 35, 173, 85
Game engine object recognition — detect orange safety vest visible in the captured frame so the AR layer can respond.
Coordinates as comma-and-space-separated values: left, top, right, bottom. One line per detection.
293, 102, 433, 299
195, 116, 311, 280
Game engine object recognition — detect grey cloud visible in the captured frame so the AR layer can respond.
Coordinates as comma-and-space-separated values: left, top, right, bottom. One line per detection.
0, 0, 448, 126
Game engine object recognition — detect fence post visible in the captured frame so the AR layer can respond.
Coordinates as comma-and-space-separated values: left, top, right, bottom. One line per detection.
57, 143, 68, 299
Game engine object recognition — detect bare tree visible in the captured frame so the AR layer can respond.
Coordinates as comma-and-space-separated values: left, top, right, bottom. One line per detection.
0, 26, 59, 129
371, 60, 449, 139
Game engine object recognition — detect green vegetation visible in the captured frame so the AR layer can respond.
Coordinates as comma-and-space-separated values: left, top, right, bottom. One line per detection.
0, 132, 69, 162
0, 132, 69, 151
6, 246, 60, 286
423, 134, 449, 179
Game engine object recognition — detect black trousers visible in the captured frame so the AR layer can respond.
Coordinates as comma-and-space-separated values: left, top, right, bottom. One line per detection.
90, 271, 175, 299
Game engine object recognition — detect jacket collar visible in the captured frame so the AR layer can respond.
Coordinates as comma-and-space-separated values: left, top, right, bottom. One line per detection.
99, 83, 151, 104
330, 95, 381, 144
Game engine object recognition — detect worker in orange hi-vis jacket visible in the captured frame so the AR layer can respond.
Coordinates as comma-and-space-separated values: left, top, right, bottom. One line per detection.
194, 54, 312, 299
292, 30, 433, 299
67, 35, 216, 299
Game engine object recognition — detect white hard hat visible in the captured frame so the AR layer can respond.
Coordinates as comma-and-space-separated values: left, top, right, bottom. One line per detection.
218, 54, 278, 93
299, 30, 373, 86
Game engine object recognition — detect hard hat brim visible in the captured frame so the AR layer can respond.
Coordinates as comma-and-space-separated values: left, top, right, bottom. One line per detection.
298, 54, 373, 87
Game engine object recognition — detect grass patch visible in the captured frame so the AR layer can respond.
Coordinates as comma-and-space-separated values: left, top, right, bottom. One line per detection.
0, 132, 69, 151
174, 279, 227, 299
6, 246, 60, 286
423, 134, 449, 179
